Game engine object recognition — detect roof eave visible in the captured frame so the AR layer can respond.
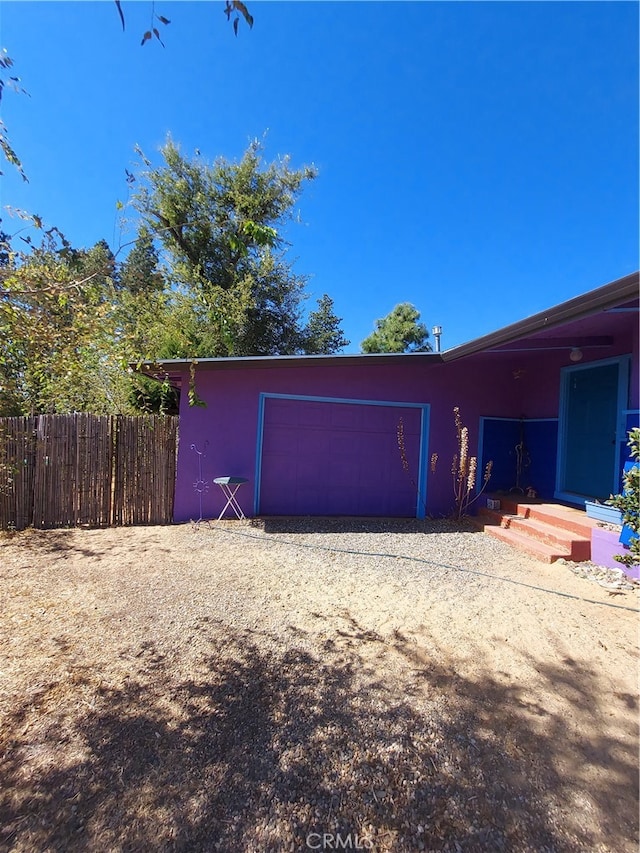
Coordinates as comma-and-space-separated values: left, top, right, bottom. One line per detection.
133, 350, 443, 377
441, 271, 639, 362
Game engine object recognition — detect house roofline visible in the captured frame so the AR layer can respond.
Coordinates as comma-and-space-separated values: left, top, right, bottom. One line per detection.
134, 350, 443, 377
441, 271, 639, 362
134, 271, 638, 378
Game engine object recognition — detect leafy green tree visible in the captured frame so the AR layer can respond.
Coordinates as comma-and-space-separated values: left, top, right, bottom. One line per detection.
0, 236, 117, 415
72, 238, 118, 291
233, 250, 308, 356
303, 294, 350, 354
132, 137, 318, 357
110, 227, 179, 412
0, 4, 260, 414
0, 230, 172, 416
115, 226, 171, 363
361, 303, 432, 354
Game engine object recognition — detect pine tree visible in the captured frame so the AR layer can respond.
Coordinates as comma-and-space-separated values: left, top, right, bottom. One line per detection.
118, 226, 164, 296
303, 294, 350, 354
361, 303, 431, 354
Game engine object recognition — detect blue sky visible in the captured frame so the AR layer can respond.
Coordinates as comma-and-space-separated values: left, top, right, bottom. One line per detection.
1, 1, 638, 352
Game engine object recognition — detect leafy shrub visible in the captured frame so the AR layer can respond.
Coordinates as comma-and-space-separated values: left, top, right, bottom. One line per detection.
607, 428, 640, 568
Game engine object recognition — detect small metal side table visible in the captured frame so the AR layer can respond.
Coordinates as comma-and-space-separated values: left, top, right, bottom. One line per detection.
213, 476, 248, 520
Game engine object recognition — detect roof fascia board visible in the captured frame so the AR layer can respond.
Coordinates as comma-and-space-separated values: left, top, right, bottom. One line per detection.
135, 351, 443, 374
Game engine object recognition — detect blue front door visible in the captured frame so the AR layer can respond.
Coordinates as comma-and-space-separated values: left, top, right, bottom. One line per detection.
557, 358, 628, 502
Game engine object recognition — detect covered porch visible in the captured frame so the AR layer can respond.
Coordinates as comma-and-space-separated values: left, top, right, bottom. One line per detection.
445, 272, 639, 568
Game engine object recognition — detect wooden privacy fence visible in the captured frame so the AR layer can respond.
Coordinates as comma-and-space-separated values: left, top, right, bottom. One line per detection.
0, 414, 178, 530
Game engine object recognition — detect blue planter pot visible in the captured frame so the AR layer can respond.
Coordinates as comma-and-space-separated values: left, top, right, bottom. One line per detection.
584, 501, 623, 525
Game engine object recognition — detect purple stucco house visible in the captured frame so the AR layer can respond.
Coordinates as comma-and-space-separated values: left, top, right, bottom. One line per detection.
141, 272, 639, 524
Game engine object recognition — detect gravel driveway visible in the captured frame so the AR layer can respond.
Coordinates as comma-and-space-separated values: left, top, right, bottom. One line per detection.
1, 518, 638, 852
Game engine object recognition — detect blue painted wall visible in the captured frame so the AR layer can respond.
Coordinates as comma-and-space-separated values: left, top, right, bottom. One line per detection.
479, 418, 558, 500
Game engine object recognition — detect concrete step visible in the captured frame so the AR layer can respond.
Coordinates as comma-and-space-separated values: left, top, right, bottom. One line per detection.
479, 509, 591, 561
525, 504, 599, 540
478, 502, 594, 563
483, 524, 573, 564
487, 498, 598, 539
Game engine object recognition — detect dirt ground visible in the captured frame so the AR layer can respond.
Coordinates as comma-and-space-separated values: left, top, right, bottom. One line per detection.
0, 519, 638, 853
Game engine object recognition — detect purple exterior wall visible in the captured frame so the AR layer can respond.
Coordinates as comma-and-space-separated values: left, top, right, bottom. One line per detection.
171, 315, 638, 522
172, 357, 609, 521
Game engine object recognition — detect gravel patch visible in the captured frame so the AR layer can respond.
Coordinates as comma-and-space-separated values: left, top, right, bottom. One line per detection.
1, 519, 638, 853
560, 559, 639, 592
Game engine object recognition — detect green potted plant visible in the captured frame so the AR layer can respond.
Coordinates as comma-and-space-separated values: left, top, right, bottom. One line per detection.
605, 428, 640, 574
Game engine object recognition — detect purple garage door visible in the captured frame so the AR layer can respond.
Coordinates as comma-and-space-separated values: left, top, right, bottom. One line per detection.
258, 397, 423, 516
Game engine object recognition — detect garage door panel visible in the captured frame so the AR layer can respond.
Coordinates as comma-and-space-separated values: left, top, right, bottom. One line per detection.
299, 403, 332, 428
260, 397, 424, 517
328, 457, 360, 483
267, 398, 299, 424
297, 455, 328, 482
330, 405, 364, 430
329, 432, 361, 457
262, 425, 296, 455
359, 465, 387, 489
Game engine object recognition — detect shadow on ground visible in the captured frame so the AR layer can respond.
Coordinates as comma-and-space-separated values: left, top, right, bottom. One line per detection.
1, 618, 637, 853
0, 528, 106, 559
0, 527, 174, 561
253, 517, 480, 536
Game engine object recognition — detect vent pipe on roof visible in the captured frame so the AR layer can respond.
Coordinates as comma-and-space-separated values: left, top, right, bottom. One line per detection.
432, 325, 443, 353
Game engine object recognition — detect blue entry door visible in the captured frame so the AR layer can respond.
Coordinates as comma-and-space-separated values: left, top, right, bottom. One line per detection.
558, 360, 626, 502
